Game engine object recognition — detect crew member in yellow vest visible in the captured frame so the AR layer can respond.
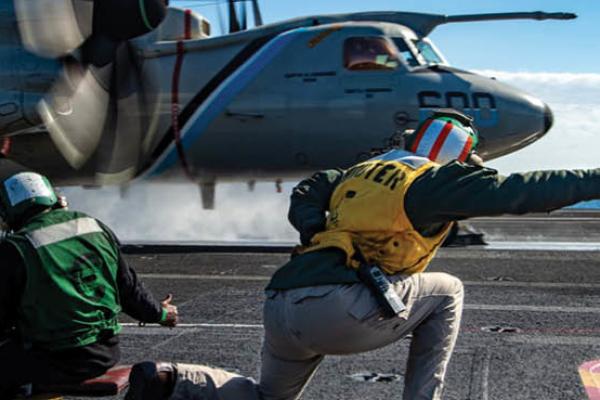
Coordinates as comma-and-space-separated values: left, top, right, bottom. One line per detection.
304, 109, 481, 277
305, 151, 450, 276
259, 109, 478, 400
258, 107, 600, 400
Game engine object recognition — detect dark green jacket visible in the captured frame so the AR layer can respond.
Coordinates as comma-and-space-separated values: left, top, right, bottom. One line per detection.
268, 161, 600, 289
6, 210, 122, 350
0, 209, 166, 350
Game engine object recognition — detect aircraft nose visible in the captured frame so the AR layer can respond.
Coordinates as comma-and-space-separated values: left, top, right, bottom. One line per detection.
472, 82, 555, 160
543, 103, 554, 134
463, 72, 556, 159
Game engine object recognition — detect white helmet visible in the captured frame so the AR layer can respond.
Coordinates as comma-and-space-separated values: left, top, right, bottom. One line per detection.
0, 171, 58, 227
407, 109, 479, 164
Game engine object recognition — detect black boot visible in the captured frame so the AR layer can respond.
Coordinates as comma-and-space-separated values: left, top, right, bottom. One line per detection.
126, 361, 176, 400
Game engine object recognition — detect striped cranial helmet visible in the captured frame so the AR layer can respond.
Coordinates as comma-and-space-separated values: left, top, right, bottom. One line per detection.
407, 109, 479, 164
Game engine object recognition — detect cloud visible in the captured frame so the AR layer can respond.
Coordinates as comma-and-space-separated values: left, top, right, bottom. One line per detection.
476, 71, 600, 105
63, 71, 600, 240
476, 71, 600, 174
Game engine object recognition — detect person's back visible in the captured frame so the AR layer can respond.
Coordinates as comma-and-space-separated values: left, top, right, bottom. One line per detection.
306, 149, 450, 275
6, 207, 122, 352
0, 165, 178, 398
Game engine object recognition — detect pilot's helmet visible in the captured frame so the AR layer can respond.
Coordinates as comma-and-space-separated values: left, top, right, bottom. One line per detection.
406, 109, 479, 164
0, 170, 58, 229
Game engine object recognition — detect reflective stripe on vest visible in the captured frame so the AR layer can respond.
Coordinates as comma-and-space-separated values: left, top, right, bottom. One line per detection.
26, 217, 103, 249
8, 210, 121, 351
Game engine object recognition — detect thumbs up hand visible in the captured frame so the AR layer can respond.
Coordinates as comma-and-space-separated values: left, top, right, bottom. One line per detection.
159, 294, 178, 328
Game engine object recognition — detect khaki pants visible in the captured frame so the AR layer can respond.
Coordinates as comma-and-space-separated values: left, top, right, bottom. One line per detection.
170, 363, 260, 400
259, 272, 464, 400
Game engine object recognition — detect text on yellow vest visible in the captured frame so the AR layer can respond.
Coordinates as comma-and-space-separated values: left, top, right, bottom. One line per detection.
305, 156, 451, 275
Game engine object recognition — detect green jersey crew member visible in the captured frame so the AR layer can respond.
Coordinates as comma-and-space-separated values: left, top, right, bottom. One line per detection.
0, 161, 178, 398
259, 110, 600, 400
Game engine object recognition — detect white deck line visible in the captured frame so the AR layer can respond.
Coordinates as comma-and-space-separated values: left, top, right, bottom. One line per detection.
124, 240, 600, 252
484, 241, 600, 251
472, 217, 600, 222
137, 273, 600, 289
464, 304, 600, 313
120, 302, 600, 335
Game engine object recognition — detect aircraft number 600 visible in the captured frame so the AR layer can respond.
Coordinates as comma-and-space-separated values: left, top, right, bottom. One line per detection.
418, 91, 497, 110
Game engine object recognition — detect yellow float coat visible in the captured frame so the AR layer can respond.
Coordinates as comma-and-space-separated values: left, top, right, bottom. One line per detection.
305, 155, 451, 275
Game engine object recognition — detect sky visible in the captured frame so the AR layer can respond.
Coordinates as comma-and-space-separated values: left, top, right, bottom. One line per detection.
64, 0, 600, 241
172, 0, 599, 73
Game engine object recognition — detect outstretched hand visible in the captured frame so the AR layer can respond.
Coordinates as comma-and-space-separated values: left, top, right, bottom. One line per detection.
159, 294, 178, 328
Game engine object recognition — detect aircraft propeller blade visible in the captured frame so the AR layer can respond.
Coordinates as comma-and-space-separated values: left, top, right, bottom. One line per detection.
38, 60, 111, 169
94, 42, 148, 184
90, 0, 166, 43
14, 0, 93, 59
251, 0, 263, 27
228, 0, 241, 33
35, 0, 167, 180
239, 1, 248, 31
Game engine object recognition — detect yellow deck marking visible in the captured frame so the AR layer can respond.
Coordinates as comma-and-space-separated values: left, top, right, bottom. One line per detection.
579, 360, 600, 399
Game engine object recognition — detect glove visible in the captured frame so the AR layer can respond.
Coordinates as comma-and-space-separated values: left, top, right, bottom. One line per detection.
159, 294, 178, 327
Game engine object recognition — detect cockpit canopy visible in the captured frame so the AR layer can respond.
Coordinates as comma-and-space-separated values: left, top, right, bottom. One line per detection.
343, 35, 447, 71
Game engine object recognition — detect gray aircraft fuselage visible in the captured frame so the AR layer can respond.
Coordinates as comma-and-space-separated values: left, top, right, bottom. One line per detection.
0, 4, 555, 189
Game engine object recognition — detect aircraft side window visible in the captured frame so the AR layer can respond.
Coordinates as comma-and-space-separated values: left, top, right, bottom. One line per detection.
344, 37, 399, 71
412, 40, 444, 65
392, 38, 420, 67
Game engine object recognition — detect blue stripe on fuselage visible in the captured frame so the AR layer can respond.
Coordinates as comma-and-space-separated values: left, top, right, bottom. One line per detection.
145, 28, 306, 178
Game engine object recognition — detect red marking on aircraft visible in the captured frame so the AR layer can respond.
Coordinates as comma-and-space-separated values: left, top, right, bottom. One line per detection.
0, 137, 12, 156
184, 9, 192, 40
170, 14, 194, 180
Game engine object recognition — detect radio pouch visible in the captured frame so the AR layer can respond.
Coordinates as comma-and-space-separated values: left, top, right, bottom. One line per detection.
357, 263, 406, 318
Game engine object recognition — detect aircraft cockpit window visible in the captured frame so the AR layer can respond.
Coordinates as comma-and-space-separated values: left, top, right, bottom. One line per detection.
412, 40, 444, 65
344, 37, 399, 71
391, 38, 420, 67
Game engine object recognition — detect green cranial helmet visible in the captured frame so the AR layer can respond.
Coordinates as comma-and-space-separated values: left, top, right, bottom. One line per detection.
0, 172, 58, 227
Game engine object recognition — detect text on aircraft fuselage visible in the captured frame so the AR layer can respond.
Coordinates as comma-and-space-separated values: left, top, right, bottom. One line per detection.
418, 91, 498, 128
0, 3, 571, 192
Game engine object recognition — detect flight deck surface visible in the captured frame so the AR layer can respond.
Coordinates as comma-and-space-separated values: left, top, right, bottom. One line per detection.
77, 213, 600, 399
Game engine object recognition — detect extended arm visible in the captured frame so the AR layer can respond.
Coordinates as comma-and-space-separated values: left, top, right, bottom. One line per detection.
116, 253, 165, 323
406, 162, 600, 226
98, 222, 168, 324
